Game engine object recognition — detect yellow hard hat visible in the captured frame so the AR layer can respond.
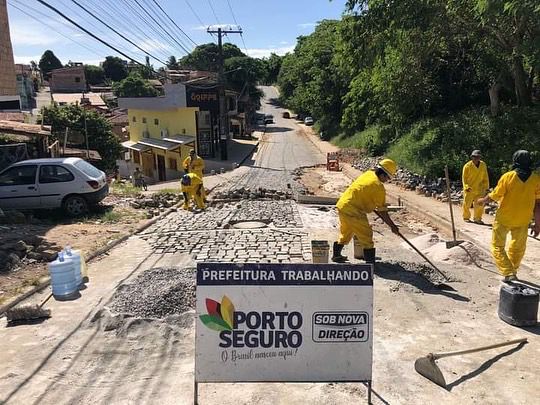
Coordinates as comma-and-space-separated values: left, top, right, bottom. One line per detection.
378, 158, 397, 177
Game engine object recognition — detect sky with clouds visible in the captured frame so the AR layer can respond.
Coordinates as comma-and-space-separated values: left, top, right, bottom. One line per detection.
7, 0, 347, 66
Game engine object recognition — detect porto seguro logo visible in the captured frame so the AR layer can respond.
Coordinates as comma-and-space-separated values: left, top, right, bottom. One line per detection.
200, 296, 303, 349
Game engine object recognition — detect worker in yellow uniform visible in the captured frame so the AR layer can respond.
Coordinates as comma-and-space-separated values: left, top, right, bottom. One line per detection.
462, 149, 489, 224
332, 159, 400, 264
181, 173, 205, 211
183, 149, 206, 199
478, 150, 540, 282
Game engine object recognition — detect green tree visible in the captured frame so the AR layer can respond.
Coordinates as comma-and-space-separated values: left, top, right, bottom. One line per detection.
261, 53, 283, 84
180, 43, 245, 71
84, 65, 105, 86
41, 104, 122, 171
112, 73, 158, 97
38, 50, 63, 79
102, 56, 128, 81
166, 55, 179, 70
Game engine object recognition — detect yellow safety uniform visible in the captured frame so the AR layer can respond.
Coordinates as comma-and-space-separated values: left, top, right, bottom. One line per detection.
181, 173, 205, 210
462, 160, 489, 221
183, 155, 205, 178
336, 170, 387, 249
489, 171, 540, 276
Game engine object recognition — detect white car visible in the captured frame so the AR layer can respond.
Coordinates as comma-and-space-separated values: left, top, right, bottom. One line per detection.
304, 116, 314, 126
0, 158, 109, 216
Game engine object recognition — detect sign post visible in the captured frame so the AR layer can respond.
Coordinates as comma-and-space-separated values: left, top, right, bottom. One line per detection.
195, 263, 374, 403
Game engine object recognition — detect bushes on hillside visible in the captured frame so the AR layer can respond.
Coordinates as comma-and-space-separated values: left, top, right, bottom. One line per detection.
387, 106, 540, 180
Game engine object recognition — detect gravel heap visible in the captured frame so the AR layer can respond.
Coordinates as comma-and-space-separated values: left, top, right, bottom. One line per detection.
109, 267, 196, 318
376, 260, 453, 292
339, 150, 498, 215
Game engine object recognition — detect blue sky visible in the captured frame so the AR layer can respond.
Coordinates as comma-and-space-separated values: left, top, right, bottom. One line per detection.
7, 0, 347, 66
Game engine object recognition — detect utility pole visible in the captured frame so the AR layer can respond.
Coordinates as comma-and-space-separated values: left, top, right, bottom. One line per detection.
207, 26, 242, 160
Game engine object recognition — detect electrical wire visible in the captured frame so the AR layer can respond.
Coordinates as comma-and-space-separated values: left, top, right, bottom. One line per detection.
70, 0, 168, 65
9, 0, 106, 59
150, 0, 198, 46
224, 0, 249, 56
184, 0, 205, 27
206, 0, 220, 24
226, 0, 238, 25
132, 0, 192, 54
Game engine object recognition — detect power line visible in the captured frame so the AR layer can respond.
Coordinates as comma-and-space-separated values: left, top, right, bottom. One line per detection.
184, 0, 205, 27
35, 0, 152, 70
150, 0, 198, 47
86, 0, 173, 60
117, 0, 187, 56
9, 0, 106, 59
207, 0, 220, 24
70, 0, 169, 65
226, 0, 238, 25
132, 0, 192, 54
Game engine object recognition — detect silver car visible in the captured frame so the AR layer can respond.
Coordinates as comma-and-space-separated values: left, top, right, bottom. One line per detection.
0, 158, 109, 216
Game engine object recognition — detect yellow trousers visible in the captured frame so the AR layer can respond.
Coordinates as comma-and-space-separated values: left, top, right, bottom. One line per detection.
337, 211, 374, 249
183, 192, 205, 210
462, 190, 484, 221
491, 221, 528, 277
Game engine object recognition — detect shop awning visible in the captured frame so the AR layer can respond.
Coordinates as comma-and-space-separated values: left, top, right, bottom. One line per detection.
163, 135, 196, 145
121, 140, 151, 152
138, 137, 179, 151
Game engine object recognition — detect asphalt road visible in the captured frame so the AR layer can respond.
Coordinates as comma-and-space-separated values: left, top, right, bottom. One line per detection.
223, 86, 325, 192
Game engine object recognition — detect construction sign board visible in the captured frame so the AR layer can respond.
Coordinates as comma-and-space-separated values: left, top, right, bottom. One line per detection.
195, 263, 373, 383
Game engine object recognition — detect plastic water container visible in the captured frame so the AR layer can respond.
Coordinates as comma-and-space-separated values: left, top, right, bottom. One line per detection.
64, 246, 85, 287
498, 284, 539, 326
48, 252, 78, 298
311, 240, 330, 263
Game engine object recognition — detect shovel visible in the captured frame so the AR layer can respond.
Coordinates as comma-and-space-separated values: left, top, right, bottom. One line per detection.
444, 165, 464, 249
415, 337, 527, 388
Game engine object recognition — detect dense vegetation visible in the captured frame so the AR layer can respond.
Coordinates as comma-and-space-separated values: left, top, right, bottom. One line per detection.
277, 0, 540, 178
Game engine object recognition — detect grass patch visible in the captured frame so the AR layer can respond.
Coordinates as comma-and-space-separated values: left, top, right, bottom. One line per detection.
155, 188, 181, 195
331, 125, 394, 155
111, 182, 142, 197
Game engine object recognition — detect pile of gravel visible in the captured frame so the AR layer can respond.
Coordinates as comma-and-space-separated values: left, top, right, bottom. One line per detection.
109, 267, 196, 318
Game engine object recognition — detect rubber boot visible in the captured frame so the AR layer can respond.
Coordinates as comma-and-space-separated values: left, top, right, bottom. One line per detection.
363, 248, 376, 264
331, 242, 348, 263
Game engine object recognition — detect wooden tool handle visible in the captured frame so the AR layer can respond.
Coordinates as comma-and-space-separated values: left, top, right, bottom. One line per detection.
433, 338, 528, 360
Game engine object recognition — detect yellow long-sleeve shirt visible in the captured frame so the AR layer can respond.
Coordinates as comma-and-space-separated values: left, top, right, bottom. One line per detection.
183, 155, 205, 178
462, 160, 489, 193
489, 171, 540, 228
336, 170, 387, 216
181, 172, 203, 194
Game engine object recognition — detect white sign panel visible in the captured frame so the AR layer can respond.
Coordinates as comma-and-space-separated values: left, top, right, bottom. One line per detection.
195, 263, 373, 383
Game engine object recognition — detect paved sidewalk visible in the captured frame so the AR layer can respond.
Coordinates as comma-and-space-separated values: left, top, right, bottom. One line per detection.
303, 127, 540, 281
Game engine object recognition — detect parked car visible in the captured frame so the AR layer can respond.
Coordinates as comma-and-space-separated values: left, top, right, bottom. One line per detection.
282, 111, 290, 119
304, 116, 314, 126
0, 158, 109, 216
264, 114, 274, 124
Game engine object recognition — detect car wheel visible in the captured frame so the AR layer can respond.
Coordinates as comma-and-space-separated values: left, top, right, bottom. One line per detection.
63, 195, 88, 217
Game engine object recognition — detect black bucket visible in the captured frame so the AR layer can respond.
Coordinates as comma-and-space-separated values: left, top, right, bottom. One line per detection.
498, 284, 539, 327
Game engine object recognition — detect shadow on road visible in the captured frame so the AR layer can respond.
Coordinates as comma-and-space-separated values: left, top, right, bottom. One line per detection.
375, 262, 469, 302
265, 126, 294, 133
446, 342, 527, 391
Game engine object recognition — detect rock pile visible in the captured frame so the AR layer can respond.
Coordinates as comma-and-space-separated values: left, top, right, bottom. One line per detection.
109, 267, 196, 318
129, 192, 183, 218
212, 187, 294, 201
341, 151, 498, 215
0, 232, 58, 272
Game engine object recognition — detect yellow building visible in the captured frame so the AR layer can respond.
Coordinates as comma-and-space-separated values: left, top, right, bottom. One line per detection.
119, 84, 198, 182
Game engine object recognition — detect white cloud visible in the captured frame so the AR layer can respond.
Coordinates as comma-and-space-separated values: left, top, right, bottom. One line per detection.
9, 21, 64, 46
298, 22, 316, 29
14, 55, 42, 64
245, 45, 295, 59
279, 41, 289, 45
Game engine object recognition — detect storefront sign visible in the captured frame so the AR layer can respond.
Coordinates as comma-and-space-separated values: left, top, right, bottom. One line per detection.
195, 263, 373, 383
187, 88, 219, 113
